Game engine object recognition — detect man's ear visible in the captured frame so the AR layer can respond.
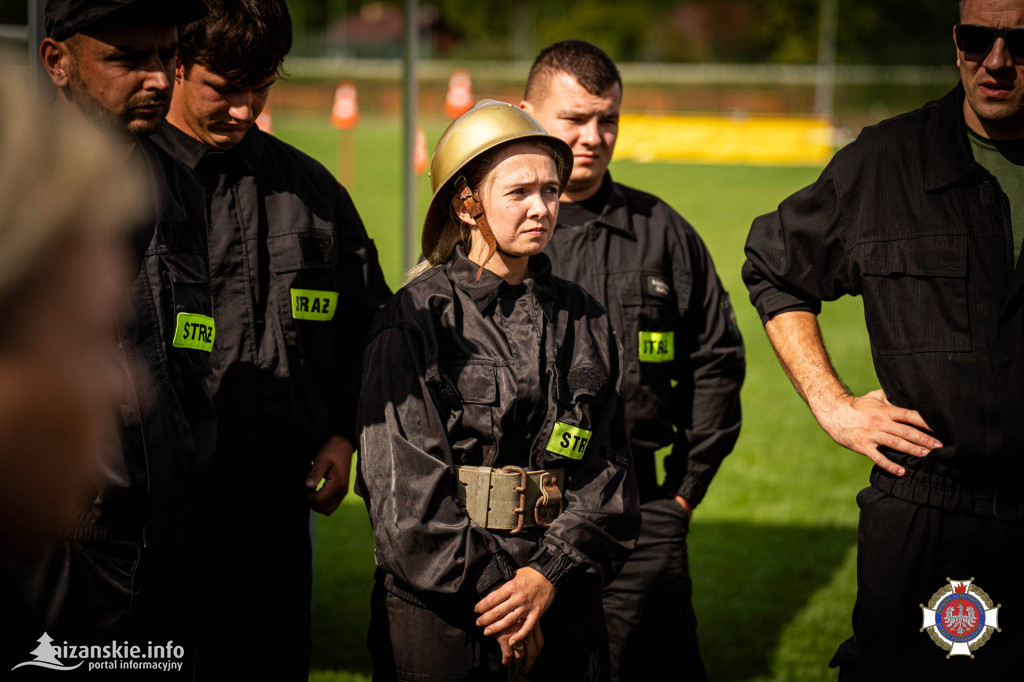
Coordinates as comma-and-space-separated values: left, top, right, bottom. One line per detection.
39, 38, 70, 88
520, 100, 533, 115
175, 57, 185, 83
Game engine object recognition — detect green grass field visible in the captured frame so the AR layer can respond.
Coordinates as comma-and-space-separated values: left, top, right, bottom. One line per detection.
274, 114, 879, 682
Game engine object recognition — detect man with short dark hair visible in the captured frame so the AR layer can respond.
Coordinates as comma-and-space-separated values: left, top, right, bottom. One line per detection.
150, 1, 390, 677
523, 40, 745, 682
744, 0, 1024, 678
10, 0, 215, 668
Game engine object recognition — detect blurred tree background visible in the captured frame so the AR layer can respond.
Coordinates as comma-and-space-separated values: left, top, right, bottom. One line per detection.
0, 0, 961, 64
281, 0, 958, 65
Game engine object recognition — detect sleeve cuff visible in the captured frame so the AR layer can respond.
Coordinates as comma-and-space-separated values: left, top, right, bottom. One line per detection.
474, 550, 517, 600
753, 290, 821, 325
527, 547, 575, 593
677, 476, 709, 508
322, 411, 358, 448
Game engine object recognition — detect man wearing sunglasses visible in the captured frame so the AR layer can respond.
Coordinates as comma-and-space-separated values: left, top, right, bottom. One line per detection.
744, 0, 1023, 680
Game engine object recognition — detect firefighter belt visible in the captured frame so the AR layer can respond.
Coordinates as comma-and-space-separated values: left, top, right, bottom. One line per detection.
456, 465, 565, 534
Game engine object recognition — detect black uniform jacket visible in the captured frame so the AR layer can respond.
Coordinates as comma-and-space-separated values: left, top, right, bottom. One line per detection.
544, 175, 745, 506
74, 138, 216, 549
357, 247, 640, 602
744, 85, 1024, 510
151, 124, 391, 462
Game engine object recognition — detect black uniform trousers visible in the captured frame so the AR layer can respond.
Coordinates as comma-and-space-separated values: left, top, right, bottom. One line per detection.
192, 441, 312, 681
600, 497, 705, 682
369, 571, 610, 682
831, 485, 1022, 682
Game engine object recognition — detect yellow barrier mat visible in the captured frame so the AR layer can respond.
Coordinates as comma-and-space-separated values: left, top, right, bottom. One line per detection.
616, 114, 835, 165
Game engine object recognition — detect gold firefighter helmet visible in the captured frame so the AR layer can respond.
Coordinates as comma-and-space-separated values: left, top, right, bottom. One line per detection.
421, 99, 573, 258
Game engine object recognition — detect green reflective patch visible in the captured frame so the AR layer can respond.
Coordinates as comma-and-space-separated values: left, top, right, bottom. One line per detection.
546, 422, 593, 460
639, 330, 674, 363
291, 288, 338, 321
173, 313, 215, 352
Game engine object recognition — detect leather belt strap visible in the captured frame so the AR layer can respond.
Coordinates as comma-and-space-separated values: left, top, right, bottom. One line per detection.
456, 465, 566, 533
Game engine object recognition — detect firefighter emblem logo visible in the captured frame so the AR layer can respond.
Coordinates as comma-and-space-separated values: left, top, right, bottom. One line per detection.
920, 578, 1001, 658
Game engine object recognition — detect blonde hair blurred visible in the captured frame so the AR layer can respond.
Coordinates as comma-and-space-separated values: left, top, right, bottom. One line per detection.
0, 67, 150, 306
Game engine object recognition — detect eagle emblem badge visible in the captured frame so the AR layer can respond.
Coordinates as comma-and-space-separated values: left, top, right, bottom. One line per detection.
920, 578, 1001, 658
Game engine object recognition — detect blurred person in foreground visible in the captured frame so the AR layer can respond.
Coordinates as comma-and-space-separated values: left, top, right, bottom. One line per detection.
7, 0, 216, 667
357, 100, 640, 680
150, 1, 390, 677
521, 41, 745, 682
0, 67, 143, 627
744, 0, 1024, 679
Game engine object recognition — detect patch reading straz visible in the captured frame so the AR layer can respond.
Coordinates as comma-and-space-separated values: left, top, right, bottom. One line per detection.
639, 330, 674, 363
291, 288, 339, 321
172, 313, 215, 352
546, 422, 592, 460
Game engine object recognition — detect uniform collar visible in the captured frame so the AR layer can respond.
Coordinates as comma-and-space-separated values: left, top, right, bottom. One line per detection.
153, 121, 206, 169
448, 244, 555, 319
230, 126, 266, 171
924, 83, 984, 191
152, 122, 265, 173
558, 172, 636, 240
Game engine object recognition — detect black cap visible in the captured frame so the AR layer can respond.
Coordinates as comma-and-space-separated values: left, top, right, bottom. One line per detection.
46, 0, 208, 41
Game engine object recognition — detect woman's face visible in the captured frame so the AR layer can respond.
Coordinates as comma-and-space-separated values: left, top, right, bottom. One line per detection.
465, 143, 560, 258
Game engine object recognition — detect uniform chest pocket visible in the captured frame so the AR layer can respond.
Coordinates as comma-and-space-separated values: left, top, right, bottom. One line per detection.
160, 253, 214, 375
618, 272, 683, 363
857, 237, 971, 355
269, 231, 337, 350
440, 362, 498, 466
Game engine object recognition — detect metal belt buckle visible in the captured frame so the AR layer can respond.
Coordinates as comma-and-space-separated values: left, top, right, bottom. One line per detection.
500, 465, 528, 534
534, 472, 564, 528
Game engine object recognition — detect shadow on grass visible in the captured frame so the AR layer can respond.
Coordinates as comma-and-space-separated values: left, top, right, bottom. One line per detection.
690, 521, 857, 681
310, 506, 857, 681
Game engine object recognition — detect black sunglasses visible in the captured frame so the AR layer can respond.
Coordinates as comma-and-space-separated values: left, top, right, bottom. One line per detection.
955, 23, 1024, 59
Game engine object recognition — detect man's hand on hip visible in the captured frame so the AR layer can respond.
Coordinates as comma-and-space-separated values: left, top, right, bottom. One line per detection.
812, 388, 942, 476
764, 311, 942, 476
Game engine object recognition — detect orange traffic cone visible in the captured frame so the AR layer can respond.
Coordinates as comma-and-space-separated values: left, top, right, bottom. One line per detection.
256, 107, 273, 134
413, 126, 428, 175
331, 81, 359, 130
444, 69, 474, 119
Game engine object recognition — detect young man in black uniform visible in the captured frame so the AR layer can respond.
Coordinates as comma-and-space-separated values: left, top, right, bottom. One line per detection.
744, 1, 1024, 679
151, 1, 390, 677
8, 0, 215, 667
522, 41, 745, 682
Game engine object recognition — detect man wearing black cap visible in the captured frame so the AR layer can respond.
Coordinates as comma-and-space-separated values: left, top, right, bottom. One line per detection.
2, 0, 214, 670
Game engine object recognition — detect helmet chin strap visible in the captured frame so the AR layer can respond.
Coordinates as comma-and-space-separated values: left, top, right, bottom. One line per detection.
455, 176, 520, 281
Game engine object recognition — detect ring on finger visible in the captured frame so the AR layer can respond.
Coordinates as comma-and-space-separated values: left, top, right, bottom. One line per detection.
512, 609, 521, 624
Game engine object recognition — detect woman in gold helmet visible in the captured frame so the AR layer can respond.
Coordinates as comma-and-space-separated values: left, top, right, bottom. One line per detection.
357, 100, 640, 680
